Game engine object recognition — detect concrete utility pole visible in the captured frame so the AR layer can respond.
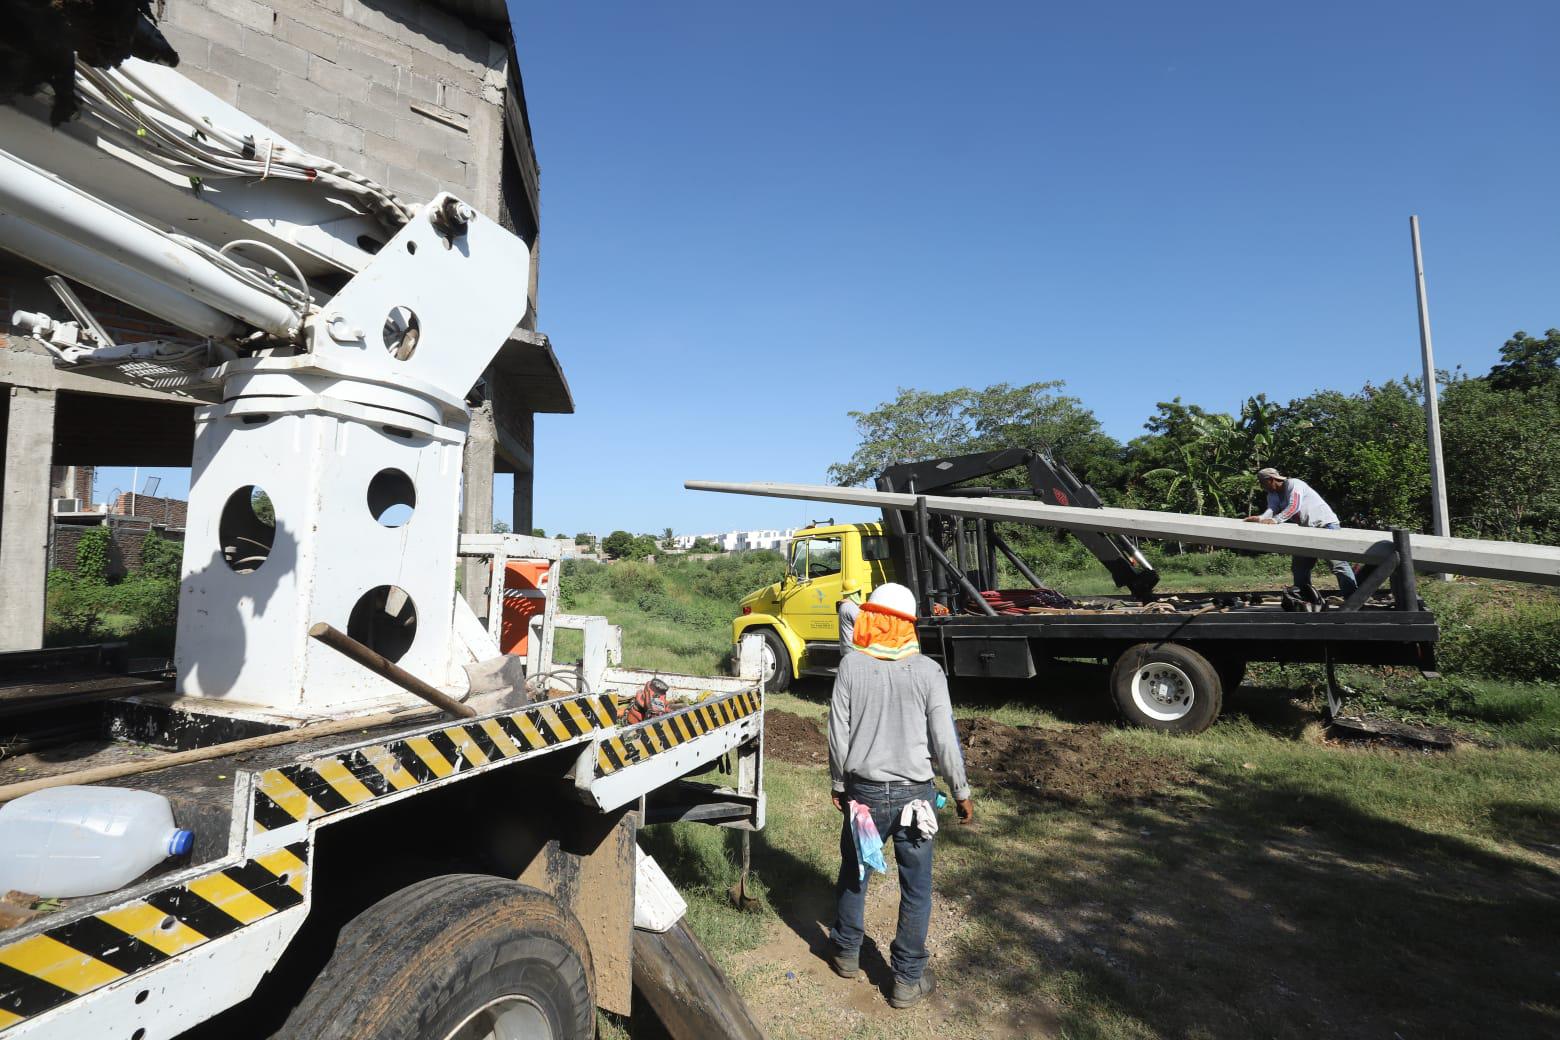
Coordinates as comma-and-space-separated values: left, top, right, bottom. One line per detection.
1409, 216, 1452, 560
0, 387, 57, 650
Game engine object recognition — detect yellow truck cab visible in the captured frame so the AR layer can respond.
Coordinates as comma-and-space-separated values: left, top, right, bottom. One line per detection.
733, 522, 896, 690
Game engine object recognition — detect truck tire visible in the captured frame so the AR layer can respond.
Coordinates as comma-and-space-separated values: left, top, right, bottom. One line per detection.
755, 628, 792, 693
1110, 643, 1223, 734
275, 874, 594, 1040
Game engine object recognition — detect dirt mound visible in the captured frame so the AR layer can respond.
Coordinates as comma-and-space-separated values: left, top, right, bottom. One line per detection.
957, 718, 1192, 803
765, 710, 828, 766
770, 709, 1191, 803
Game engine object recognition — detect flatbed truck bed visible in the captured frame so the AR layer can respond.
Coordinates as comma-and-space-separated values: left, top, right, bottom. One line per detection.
0, 645, 764, 1038
719, 450, 1449, 733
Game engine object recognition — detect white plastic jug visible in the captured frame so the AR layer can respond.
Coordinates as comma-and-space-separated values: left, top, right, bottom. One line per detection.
0, 786, 193, 898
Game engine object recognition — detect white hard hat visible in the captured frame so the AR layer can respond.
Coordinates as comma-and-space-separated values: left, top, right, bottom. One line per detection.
866, 582, 917, 619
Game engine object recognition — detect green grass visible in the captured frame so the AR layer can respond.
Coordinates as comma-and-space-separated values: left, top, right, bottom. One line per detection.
1035, 552, 1294, 597
639, 724, 1560, 1039
568, 553, 1559, 1037
558, 587, 732, 675
558, 554, 1558, 751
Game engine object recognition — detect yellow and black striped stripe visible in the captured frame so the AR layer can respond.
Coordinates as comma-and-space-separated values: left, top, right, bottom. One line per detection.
251, 693, 619, 833
596, 690, 762, 775
0, 842, 307, 1032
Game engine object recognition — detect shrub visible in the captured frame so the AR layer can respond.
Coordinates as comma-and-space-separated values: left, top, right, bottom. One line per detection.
1156, 549, 1245, 576
44, 568, 180, 654
45, 572, 106, 644
75, 526, 114, 584
559, 559, 607, 606
686, 551, 784, 603
139, 529, 183, 581
1428, 583, 1560, 683
107, 578, 179, 630
607, 562, 667, 602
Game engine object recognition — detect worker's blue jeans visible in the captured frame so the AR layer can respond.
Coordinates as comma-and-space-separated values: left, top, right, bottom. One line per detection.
831, 778, 936, 984
1292, 522, 1359, 597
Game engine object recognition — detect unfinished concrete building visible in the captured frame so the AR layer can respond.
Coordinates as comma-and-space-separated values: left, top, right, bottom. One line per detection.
0, 0, 569, 649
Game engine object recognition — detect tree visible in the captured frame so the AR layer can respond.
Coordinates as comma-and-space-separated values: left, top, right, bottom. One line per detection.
1268, 380, 1431, 530
492, 520, 511, 534
530, 527, 546, 538
251, 489, 275, 526
661, 527, 675, 547
1239, 395, 1281, 484
601, 530, 635, 559
1442, 374, 1560, 540
575, 532, 595, 546
601, 531, 660, 560
689, 536, 722, 553
1127, 401, 1246, 517
1488, 329, 1560, 391
828, 381, 1124, 494
1127, 395, 1283, 518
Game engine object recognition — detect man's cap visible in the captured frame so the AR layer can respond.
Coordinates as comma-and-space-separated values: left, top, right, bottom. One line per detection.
1256, 467, 1284, 481
842, 577, 862, 595
866, 582, 917, 619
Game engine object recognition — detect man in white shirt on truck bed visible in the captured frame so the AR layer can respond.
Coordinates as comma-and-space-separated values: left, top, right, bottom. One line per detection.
1245, 467, 1359, 598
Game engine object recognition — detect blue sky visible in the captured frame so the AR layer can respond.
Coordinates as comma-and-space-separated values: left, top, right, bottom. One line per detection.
101, 1, 1559, 536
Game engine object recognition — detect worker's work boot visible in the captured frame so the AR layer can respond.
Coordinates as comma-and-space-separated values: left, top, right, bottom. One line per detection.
889, 968, 936, 1008
829, 947, 861, 980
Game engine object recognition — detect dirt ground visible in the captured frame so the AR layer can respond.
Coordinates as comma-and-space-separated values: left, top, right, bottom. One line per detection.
764, 709, 1192, 804
956, 717, 1193, 803
731, 708, 1560, 1039
764, 710, 831, 767
726, 863, 1045, 1040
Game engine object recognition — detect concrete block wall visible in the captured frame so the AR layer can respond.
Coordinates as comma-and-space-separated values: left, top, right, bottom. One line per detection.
157, 0, 511, 218
50, 520, 185, 578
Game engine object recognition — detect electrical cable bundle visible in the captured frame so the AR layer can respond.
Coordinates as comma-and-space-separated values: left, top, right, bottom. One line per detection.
971, 588, 1077, 614
72, 60, 412, 234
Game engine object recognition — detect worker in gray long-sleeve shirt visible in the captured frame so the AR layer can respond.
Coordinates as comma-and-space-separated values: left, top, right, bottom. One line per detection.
826, 582, 971, 1009
1245, 466, 1359, 598
837, 577, 863, 657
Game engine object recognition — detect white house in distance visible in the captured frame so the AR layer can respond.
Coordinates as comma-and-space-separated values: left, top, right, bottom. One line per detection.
673, 528, 796, 552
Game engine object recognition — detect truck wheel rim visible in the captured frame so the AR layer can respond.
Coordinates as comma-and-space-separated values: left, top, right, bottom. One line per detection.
443, 994, 552, 1040
758, 640, 778, 684
1130, 662, 1195, 722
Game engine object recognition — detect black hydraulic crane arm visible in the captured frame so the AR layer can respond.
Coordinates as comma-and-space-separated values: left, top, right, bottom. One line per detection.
875, 448, 1160, 603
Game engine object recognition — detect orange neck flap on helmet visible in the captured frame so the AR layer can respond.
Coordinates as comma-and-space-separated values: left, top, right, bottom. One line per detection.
852, 602, 920, 660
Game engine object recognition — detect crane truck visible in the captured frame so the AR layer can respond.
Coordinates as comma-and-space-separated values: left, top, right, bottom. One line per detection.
0, 35, 764, 1040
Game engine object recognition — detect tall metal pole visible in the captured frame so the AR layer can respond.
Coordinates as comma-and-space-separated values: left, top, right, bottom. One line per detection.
1409, 216, 1451, 554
